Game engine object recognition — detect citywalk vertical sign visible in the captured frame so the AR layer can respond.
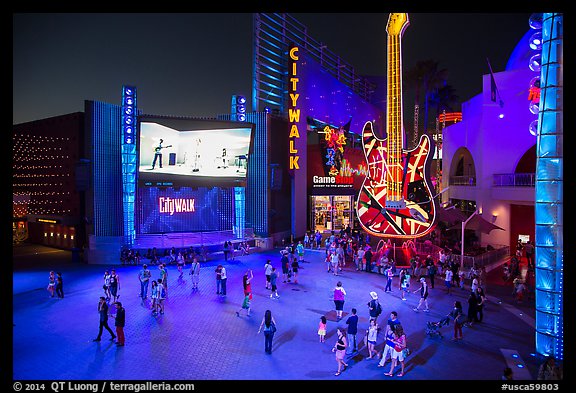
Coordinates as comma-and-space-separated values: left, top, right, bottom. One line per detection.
289, 45, 300, 171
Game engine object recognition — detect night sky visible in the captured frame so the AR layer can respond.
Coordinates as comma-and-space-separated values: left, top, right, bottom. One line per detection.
13, 13, 533, 125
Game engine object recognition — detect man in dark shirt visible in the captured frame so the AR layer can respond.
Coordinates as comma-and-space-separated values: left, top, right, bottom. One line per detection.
345, 308, 359, 355
364, 247, 373, 272
93, 297, 116, 342
112, 302, 126, 346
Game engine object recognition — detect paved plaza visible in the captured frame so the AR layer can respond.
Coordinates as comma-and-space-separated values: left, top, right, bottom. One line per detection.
12, 243, 544, 381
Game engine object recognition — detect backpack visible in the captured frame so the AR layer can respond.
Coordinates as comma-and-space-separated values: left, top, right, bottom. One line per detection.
375, 301, 382, 316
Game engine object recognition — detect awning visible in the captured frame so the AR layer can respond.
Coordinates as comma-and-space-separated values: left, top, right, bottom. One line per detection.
436, 205, 467, 225
449, 214, 505, 234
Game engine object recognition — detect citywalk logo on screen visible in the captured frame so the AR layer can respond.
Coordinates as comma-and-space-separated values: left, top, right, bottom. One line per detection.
158, 197, 195, 215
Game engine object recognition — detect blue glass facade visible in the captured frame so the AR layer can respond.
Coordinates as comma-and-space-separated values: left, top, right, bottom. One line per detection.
535, 13, 563, 361
86, 101, 124, 237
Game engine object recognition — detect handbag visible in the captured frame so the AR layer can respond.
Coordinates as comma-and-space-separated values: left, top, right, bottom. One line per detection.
270, 322, 277, 333
402, 347, 411, 357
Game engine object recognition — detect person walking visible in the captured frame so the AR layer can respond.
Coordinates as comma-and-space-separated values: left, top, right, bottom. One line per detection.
364, 246, 373, 273
378, 311, 401, 367
479, 265, 488, 293
109, 269, 120, 303
220, 265, 227, 296
345, 308, 359, 354
269, 267, 280, 299
330, 249, 340, 276
111, 302, 125, 346
449, 300, 465, 341
264, 259, 273, 290
471, 274, 479, 293
367, 291, 382, 322
296, 241, 305, 263
428, 261, 437, 289
333, 281, 346, 321
176, 252, 185, 278
157, 279, 166, 314
138, 264, 152, 299
332, 328, 349, 376
365, 318, 380, 359
384, 265, 394, 293
524, 240, 535, 270
150, 280, 159, 315
215, 265, 223, 295
257, 309, 277, 354
55, 272, 64, 299
223, 241, 230, 262
476, 286, 486, 322
444, 267, 454, 295
400, 269, 410, 300
318, 315, 327, 343
103, 270, 112, 301
159, 264, 168, 298
357, 246, 365, 271
47, 271, 56, 298
291, 255, 300, 284
413, 277, 430, 312
281, 249, 290, 282
189, 257, 200, 291
236, 270, 253, 317
466, 291, 478, 326
409, 255, 418, 277
93, 297, 116, 342
384, 324, 407, 377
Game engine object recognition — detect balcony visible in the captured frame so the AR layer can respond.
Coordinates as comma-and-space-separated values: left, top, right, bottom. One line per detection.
449, 176, 476, 186
491, 173, 535, 203
493, 173, 536, 187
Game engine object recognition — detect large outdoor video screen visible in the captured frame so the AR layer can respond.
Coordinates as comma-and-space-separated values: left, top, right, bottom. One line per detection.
136, 186, 235, 234
138, 116, 254, 187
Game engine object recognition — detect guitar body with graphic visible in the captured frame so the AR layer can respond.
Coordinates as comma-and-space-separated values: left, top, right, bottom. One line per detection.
356, 13, 437, 238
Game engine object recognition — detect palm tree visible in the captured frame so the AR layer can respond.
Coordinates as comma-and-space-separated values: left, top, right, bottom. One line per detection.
404, 61, 428, 149
430, 83, 460, 121
421, 60, 448, 137
428, 83, 459, 195
405, 60, 448, 145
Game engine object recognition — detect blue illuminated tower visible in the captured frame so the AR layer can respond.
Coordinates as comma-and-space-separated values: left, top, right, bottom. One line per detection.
121, 86, 137, 246
534, 13, 563, 360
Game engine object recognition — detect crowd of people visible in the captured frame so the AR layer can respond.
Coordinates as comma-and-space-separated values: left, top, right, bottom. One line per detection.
119, 240, 252, 267
46, 227, 557, 380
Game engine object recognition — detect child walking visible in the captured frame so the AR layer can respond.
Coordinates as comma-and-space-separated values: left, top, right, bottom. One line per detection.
318, 316, 327, 343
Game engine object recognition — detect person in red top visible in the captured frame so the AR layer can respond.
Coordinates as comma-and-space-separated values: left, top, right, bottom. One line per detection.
385, 324, 407, 377
236, 269, 253, 317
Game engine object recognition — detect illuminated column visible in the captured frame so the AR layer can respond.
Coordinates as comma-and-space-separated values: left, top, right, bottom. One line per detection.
535, 13, 563, 360
121, 86, 137, 246
234, 187, 245, 239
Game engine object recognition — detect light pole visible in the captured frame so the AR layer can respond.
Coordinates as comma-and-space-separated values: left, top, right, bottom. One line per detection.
461, 208, 480, 270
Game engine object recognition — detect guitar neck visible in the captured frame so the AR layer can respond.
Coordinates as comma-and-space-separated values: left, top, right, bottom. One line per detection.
387, 28, 405, 202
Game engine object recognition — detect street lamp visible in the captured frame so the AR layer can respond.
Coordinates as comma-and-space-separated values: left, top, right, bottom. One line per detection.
461, 208, 480, 270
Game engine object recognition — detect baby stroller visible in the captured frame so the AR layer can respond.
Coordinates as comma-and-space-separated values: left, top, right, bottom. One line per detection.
426, 316, 450, 338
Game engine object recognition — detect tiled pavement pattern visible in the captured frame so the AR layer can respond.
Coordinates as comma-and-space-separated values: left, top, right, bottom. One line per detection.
13, 244, 545, 380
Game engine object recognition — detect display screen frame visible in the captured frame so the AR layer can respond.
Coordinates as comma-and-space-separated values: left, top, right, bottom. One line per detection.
137, 115, 255, 188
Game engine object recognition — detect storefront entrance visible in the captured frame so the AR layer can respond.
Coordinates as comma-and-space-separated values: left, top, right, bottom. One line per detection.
310, 195, 353, 233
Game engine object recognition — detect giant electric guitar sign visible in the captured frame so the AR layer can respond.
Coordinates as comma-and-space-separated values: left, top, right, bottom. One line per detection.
356, 13, 437, 238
